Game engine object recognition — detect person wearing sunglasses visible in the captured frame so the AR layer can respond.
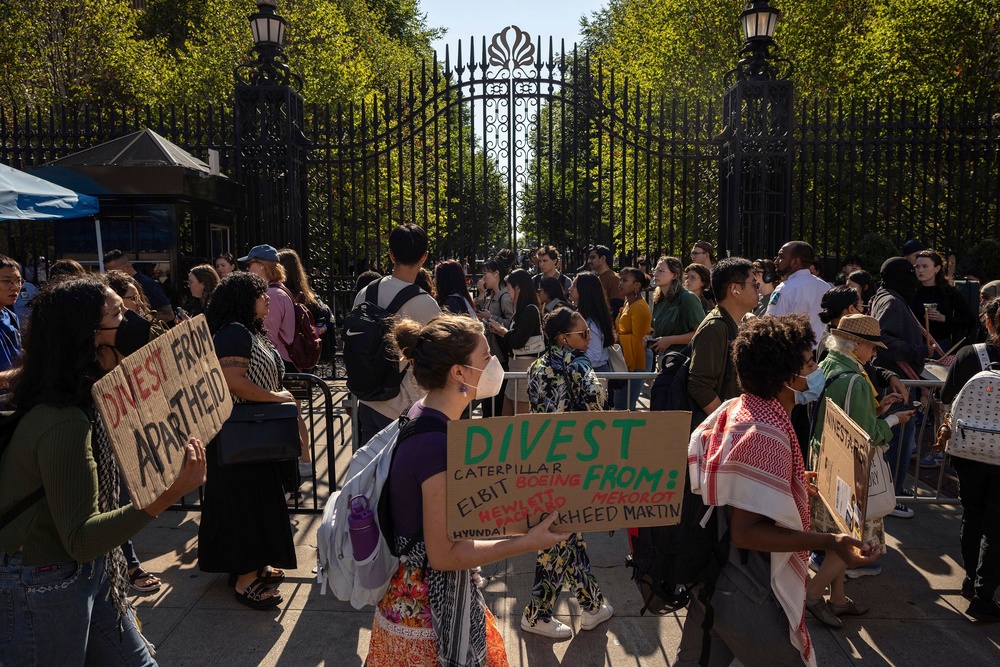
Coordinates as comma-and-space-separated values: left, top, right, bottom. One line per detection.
521, 307, 612, 639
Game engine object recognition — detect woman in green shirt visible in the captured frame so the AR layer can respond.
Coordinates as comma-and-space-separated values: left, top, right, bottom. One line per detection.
645, 256, 705, 358
0, 277, 206, 665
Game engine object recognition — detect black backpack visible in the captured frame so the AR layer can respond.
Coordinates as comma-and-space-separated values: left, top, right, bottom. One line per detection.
343, 280, 425, 401
625, 476, 734, 666
649, 346, 695, 413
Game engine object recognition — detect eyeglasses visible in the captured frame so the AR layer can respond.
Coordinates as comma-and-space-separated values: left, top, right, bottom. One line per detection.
566, 328, 591, 338
123, 293, 139, 302
691, 250, 706, 256
0, 278, 23, 289
738, 279, 760, 290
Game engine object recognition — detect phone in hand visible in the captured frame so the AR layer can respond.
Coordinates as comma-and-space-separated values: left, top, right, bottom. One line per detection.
889, 400, 922, 414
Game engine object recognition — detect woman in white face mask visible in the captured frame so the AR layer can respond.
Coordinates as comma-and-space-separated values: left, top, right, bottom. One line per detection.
804, 314, 915, 628
519, 307, 614, 639
367, 313, 569, 667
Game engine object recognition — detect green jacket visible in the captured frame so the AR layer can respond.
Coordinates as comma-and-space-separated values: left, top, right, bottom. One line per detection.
810, 350, 895, 463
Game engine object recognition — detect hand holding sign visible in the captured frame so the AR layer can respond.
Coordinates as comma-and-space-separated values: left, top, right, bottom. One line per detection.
520, 512, 572, 551
92, 315, 233, 508
141, 437, 208, 517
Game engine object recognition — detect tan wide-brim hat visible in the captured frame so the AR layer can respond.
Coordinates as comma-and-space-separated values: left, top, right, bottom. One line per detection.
832, 314, 888, 349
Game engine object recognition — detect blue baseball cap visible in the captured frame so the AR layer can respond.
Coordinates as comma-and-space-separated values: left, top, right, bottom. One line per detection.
238, 244, 279, 263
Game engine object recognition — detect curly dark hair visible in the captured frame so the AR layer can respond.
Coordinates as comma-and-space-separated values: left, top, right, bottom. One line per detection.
9, 276, 110, 411
733, 314, 816, 399
205, 271, 269, 336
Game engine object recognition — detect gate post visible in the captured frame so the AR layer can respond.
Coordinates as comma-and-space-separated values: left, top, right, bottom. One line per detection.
718, 0, 793, 261
233, 0, 309, 256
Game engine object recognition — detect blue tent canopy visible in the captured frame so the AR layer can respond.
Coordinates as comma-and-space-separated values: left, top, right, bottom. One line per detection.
0, 162, 99, 220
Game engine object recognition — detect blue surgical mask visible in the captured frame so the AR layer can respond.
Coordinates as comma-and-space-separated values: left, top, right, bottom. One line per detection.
787, 367, 825, 405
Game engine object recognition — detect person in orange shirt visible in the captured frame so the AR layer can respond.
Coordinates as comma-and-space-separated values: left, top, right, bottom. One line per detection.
614, 267, 652, 410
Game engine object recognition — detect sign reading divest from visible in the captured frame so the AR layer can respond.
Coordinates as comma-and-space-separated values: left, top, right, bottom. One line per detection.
91, 315, 233, 508
446, 412, 690, 539
816, 399, 872, 540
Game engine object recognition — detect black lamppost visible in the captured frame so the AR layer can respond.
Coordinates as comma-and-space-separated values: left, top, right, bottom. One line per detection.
233, 0, 308, 254
717, 0, 793, 260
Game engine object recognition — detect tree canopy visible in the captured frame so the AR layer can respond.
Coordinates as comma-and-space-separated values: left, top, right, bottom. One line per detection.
0, 0, 441, 108
581, 0, 1000, 100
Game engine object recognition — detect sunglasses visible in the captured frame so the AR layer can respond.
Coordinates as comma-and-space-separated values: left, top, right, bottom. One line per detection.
565, 328, 591, 338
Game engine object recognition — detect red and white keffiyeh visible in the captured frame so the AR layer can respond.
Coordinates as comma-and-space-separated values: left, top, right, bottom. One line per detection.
688, 394, 815, 667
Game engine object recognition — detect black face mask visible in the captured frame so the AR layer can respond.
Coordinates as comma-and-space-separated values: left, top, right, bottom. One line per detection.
98, 309, 152, 357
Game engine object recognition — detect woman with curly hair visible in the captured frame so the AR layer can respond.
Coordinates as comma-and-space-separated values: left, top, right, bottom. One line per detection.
646, 256, 704, 357
0, 277, 205, 664
679, 315, 878, 667
367, 313, 567, 665
520, 307, 612, 639
200, 272, 298, 610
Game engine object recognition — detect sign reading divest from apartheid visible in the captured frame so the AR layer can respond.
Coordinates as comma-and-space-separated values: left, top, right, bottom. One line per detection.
816, 399, 872, 540
446, 412, 690, 539
91, 315, 233, 508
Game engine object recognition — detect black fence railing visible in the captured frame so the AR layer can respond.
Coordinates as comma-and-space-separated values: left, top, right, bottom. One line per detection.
2, 41, 998, 291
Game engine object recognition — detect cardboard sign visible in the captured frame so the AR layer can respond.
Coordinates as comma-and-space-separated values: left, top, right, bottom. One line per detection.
816, 399, 872, 540
92, 315, 233, 508
446, 411, 690, 539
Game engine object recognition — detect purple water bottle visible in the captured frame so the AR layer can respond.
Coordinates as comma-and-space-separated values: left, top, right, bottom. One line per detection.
348, 495, 379, 561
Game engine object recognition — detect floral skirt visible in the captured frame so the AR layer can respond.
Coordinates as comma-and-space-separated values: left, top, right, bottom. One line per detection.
367, 560, 509, 667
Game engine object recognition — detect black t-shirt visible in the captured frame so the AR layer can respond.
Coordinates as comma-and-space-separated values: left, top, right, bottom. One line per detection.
942, 343, 1000, 404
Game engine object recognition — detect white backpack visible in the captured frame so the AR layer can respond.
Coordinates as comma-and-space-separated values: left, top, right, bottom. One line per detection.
316, 415, 446, 608
948, 344, 1000, 465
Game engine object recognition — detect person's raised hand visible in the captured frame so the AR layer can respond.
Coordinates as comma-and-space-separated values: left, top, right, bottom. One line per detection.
170, 438, 207, 495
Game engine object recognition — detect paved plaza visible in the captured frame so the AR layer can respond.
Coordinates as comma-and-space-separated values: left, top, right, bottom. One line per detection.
128, 380, 1000, 666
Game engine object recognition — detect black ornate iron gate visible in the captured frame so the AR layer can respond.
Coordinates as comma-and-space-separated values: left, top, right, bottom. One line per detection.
304, 25, 721, 283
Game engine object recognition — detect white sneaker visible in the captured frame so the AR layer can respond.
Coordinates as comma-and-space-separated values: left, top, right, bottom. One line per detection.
580, 602, 614, 630
521, 615, 572, 640
298, 460, 313, 478
889, 503, 914, 519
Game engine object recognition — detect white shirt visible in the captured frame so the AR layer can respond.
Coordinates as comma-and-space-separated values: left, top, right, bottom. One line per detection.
765, 268, 830, 347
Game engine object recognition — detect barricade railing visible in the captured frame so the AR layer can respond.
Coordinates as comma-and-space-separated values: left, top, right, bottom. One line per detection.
345, 372, 960, 506
171, 372, 342, 515
896, 377, 958, 506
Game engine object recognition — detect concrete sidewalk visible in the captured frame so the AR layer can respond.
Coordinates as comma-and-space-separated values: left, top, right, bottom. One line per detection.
127, 383, 1000, 665
129, 505, 1000, 666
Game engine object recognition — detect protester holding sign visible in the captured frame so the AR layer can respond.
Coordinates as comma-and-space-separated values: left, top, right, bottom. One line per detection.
366, 313, 568, 666
199, 272, 298, 610
806, 315, 914, 627
680, 315, 878, 667
519, 307, 613, 639
0, 277, 207, 665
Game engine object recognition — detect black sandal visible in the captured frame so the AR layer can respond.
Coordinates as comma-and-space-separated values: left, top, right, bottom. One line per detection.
257, 566, 285, 584
234, 578, 282, 610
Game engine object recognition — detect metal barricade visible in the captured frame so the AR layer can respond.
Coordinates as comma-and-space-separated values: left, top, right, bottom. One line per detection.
171, 372, 342, 515
895, 376, 958, 505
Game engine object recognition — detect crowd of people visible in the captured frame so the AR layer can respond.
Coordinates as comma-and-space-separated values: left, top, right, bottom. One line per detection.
1, 224, 998, 665
0, 244, 332, 663
351, 226, 1000, 665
